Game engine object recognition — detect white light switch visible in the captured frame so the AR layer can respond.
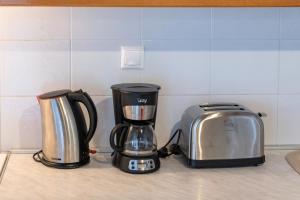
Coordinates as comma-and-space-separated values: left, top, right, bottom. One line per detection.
121, 46, 144, 69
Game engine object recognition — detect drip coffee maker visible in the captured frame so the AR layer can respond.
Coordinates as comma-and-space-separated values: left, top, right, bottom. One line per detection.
110, 83, 160, 174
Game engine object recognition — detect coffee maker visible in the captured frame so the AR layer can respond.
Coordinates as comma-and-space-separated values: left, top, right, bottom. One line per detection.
110, 83, 160, 174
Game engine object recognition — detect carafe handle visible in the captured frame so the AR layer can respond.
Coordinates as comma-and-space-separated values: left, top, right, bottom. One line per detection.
68, 90, 98, 144
110, 123, 128, 152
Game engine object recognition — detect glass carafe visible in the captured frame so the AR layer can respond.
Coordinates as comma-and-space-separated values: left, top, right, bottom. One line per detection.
123, 124, 157, 156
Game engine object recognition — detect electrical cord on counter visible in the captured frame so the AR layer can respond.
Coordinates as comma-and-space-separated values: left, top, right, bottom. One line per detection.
158, 129, 182, 158
33, 149, 97, 163
33, 150, 43, 162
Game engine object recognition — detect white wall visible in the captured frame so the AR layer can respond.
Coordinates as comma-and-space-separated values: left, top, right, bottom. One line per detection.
0, 7, 300, 152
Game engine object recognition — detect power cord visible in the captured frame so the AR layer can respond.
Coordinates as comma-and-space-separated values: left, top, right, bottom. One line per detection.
33, 150, 43, 162
33, 149, 97, 162
158, 129, 182, 158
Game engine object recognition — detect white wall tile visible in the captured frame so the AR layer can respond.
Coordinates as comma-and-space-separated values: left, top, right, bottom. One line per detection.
278, 95, 300, 144
0, 41, 70, 96
72, 40, 141, 95
213, 8, 279, 39
211, 40, 278, 94
156, 95, 209, 147
1, 97, 41, 151
0, 8, 70, 40
279, 40, 300, 94
142, 40, 210, 95
210, 95, 277, 145
280, 8, 300, 39
72, 8, 141, 40
142, 8, 211, 40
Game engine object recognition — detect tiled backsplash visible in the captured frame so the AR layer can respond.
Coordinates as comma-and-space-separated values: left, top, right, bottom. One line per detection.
1, 7, 300, 152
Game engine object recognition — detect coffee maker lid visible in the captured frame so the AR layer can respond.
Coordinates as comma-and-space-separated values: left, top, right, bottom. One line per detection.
111, 83, 160, 93
38, 89, 71, 99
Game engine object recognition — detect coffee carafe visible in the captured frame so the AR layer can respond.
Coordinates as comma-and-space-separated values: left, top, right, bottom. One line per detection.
34, 89, 97, 169
110, 123, 157, 156
110, 83, 160, 174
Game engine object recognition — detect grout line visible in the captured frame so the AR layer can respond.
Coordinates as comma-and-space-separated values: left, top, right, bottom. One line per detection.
265, 145, 300, 150
139, 8, 143, 82
211, 8, 214, 41
8, 149, 39, 154
209, 8, 213, 102
276, 8, 281, 145
2, 38, 300, 42
2, 93, 300, 98
279, 8, 282, 40
69, 38, 283, 42
70, 7, 73, 91
0, 39, 72, 42
140, 8, 143, 41
0, 152, 11, 185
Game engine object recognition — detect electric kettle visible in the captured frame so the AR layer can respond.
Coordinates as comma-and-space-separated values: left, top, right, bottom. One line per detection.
33, 89, 97, 169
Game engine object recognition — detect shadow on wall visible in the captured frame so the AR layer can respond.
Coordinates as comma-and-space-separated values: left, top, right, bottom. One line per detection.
19, 104, 41, 150
90, 97, 115, 153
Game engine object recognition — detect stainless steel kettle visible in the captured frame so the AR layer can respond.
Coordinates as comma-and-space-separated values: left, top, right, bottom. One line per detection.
34, 89, 97, 169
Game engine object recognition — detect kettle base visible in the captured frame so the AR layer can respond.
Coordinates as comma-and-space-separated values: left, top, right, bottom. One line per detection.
39, 156, 90, 169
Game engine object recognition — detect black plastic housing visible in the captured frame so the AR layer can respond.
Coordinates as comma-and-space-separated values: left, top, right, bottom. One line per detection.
111, 83, 160, 125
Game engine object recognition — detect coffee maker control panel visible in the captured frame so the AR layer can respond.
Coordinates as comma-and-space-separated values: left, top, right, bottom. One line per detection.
128, 159, 155, 171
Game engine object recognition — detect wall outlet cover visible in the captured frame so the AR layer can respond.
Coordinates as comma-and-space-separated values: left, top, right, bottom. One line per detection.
121, 46, 144, 69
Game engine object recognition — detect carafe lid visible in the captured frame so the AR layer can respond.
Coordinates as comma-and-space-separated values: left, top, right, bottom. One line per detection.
38, 89, 71, 99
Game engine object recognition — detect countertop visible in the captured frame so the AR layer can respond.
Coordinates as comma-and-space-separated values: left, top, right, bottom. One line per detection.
0, 150, 299, 200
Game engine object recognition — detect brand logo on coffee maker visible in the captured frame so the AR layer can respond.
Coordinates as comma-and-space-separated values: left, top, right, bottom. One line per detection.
137, 98, 148, 104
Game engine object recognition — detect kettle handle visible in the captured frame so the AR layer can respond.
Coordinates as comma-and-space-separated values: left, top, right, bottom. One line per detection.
110, 123, 128, 152
68, 90, 98, 144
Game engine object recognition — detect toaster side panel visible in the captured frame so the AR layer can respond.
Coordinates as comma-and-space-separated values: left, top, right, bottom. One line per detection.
179, 106, 202, 158
190, 112, 264, 161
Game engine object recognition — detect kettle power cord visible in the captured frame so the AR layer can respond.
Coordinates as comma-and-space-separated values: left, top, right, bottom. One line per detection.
33, 150, 43, 162
158, 129, 182, 158
33, 149, 97, 163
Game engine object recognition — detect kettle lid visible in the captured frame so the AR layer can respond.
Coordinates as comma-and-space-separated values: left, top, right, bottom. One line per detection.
38, 89, 71, 99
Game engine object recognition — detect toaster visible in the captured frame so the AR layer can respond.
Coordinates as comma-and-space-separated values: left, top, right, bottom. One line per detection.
179, 103, 265, 168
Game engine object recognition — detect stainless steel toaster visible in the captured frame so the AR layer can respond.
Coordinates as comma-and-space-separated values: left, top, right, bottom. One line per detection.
179, 103, 265, 168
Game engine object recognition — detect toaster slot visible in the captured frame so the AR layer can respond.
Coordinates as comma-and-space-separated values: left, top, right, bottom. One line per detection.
203, 107, 245, 111
199, 103, 239, 108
